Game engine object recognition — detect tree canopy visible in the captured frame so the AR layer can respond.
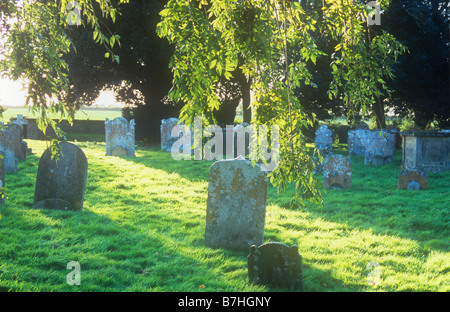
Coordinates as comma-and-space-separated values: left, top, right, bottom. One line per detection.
0, 0, 128, 144
157, 0, 406, 205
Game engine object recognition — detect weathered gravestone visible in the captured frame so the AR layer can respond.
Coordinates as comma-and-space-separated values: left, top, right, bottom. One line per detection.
8, 123, 27, 161
315, 124, 333, 156
33, 142, 88, 211
105, 117, 135, 157
364, 131, 395, 166
398, 169, 428, 190
348, 129, 372, 156
160, 118, 192, 154
356, 122, 370, 130
322, 154, 352, 189
205, 157, 268, 251
0, 125, 17, 173
401, 130, 450, 173
248, 242, 303, 290
161, 118, 179, 152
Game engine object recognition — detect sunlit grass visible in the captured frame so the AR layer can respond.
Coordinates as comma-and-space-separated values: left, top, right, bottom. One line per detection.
0, 139, 448, 292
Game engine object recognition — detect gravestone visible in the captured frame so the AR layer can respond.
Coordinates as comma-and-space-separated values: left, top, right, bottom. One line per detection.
0, 125, 17, 173
8, 123, 27, 161
205, 157, 268, 251
248, 242, 303, 290
398, 169, 428, 190
33, 142, 88, 211
348, 129, 372, 156
105, 117, 135, 157
322, 154, 352, 189
364, 131, 395, 166
356, 122, 370, 130
161, 118, 180, 152
314, 124, 333, 173
315, 124, 333, 155
0, 150, 5, 206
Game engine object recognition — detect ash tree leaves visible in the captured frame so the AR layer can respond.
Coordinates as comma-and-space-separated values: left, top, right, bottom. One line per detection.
0, 0, 128, 150
157, 0, 405, 207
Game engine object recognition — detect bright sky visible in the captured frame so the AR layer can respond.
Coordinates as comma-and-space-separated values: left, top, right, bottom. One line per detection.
0, 78, 124, 108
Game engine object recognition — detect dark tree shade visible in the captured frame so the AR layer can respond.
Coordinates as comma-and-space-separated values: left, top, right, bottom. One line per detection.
383, 0, 450, 129
64, 0, 179, 142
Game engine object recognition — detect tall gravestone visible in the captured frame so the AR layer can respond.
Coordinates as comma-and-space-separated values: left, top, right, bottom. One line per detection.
205, 157, 268, 251
315, 124, 333, 156
161, 118, 180, 152
248, 242, 303, 291
105, 117, 135, 157
33, 142, 88, 211
8, 123, 27, 161
322, 154, 352, 189
0, 125, 17, 173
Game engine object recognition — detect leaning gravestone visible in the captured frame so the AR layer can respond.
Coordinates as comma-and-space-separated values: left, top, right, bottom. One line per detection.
0, 125, 17, 173
33, 142, 88, 211
105, 117, 135, 157
248, 242, 303, 291
322, 154, 352, 189
398, 169, 428, 191
205, 157, 268, 251
8, 123, 27, 161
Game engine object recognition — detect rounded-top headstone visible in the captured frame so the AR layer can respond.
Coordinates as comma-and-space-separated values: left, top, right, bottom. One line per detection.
205, 157, 268, 251
33, 142, 88, 211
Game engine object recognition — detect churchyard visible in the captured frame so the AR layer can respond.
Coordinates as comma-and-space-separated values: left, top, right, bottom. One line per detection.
0, 121, 448, 292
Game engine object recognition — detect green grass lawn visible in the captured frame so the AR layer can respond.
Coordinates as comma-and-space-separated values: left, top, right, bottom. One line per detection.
0, 139, 448, 292
2, 107, 122, 121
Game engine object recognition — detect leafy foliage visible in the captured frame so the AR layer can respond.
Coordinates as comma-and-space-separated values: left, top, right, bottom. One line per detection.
0, 0, 128, 146
157, 0, 405, 206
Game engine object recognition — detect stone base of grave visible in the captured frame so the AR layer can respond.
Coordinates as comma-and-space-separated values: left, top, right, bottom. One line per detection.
398, 169, 428, 190
364, 154, 393, 166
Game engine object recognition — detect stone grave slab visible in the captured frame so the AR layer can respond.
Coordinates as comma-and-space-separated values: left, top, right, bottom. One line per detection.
205, 157, 268, 251
322, 154, 352, 189
248, 242, 303, 290
105, 117, 135, 157
33, 142, 88, 211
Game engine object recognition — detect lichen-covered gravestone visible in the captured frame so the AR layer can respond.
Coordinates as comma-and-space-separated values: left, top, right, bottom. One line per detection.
0, 125, 17, 173
248, 242, 303, 290
205, 157, 268, 251
364, 131, 395, 166
322, 154, 352, 189
398, 169, 428, 190
33, 142, 88, 211
8, 123, 27, 161
161, 118, 180, 152
315, 124, 333, 156
105, 117, 135, 157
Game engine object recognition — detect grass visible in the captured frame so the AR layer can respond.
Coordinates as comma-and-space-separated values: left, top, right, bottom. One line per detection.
0, 139, 448, 292
2, 107, 122, 122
